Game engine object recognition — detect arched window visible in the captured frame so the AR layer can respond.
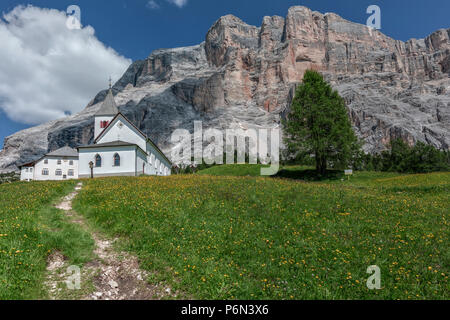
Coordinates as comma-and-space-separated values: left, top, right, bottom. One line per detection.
95, 154, 102, 167
150, 154, 154, 167
113, 153, 120, 167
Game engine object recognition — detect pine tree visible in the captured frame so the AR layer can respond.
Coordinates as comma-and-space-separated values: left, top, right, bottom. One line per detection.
284, 70, 360, 175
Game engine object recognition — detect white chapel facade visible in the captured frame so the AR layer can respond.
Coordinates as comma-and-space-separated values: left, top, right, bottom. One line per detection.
20, 87, 171, 181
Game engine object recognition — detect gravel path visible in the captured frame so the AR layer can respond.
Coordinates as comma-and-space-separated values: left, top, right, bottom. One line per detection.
46, 182, 177, 300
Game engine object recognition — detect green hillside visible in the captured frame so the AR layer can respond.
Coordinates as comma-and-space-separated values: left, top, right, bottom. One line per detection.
1, 170, 448, 299
72, 171, 449, 300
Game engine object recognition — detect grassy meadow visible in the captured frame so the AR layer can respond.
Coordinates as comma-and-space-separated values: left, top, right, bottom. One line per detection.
71, 167, 449, 300
0, 181, 94, 299
0, 166, 448, 299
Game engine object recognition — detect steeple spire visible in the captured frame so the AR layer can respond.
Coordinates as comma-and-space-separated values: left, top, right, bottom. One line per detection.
109, 76, 112, 89
95, 85, 118, 116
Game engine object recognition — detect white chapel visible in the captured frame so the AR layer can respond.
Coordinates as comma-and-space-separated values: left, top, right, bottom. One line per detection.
20, 86, 172, 181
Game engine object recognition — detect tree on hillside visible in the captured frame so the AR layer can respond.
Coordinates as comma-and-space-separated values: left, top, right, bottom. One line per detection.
284, 70, 360, 175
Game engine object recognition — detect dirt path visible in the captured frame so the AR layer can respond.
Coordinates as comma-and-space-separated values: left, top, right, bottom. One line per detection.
46, 182, 177, 300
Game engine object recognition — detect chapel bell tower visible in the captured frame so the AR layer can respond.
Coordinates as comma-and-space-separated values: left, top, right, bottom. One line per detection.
94, 78, 119, 140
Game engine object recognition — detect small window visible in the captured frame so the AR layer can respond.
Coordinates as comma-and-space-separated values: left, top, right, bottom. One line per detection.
100, 120, 109, 128
55, 169, 62, 176
68, 169, 74, 177
69, 160, 74, 166
25, 168, 28, 172
30, 168, 33, 173
57, 159, 62, 165
148, 155, 153, 167
44, 159, 48, 164
113, 153, 120, 167
42, 168, 49, 176
95, 154, 102, 167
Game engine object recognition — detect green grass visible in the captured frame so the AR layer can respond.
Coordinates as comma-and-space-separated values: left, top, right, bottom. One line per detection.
197, 164, 272, 177
0, 181, 94, 299
73, 170, 450, 300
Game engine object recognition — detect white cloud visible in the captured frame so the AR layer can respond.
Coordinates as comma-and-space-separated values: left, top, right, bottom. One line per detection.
146, 0, 160, 10
166, 0, 189, 8
0, 5, 131, 125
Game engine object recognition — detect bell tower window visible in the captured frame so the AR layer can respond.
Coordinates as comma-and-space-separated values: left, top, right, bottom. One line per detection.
100, 120, 109, 128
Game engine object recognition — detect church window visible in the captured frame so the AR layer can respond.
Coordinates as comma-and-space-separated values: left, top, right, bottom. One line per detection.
44, 159, 48, 164
100, 121, 109, 128
69, 160, 74, 165
68, 169, 74, 177
30, 168, 33, 173
57, 159, 62, 165
95, 154, 102, 167
42, 168, 49, 176
55, 169, 62, 176
113, 153, 120, 167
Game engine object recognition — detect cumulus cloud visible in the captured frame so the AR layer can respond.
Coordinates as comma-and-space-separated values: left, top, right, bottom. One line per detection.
166, 0, 189, 8
146, 0, 160, 10
0, 5, 131, 125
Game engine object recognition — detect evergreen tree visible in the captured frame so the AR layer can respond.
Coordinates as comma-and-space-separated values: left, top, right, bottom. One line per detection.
284, 70, 360, 174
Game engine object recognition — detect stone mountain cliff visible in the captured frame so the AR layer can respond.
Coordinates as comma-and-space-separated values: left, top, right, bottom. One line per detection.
1, 6, 449, 172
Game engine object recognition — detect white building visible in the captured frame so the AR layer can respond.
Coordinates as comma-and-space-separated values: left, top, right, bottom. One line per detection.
19, 146, 79, 181
78, 87, 172, 178
19, 86, 172, 181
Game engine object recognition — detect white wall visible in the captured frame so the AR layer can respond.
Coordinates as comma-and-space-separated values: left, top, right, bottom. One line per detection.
78, 146, 137, 178
136, 149, 147, 176
144, 153, 155, 175
97, 115, 147, 151
33, 156, 78, 181
20, 166, 34, 181
146, 141, 171, 176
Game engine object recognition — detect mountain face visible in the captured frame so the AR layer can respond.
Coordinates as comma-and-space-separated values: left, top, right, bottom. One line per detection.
1, 6, 449, 172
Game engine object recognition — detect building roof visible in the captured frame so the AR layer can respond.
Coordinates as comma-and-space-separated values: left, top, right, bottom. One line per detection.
77, 140, 147, 155
78, 141, 137, 148
95, 89, 119, 116
46, 146, 79, 157
18, 161, 36, 168
18, 146, 78, 168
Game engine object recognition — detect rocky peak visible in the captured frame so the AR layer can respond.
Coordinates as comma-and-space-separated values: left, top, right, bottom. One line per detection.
205, 14, 260, 67
0, 6, 449, 172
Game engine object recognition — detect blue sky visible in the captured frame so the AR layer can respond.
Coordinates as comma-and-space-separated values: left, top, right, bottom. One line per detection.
0, 0, 449, 149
